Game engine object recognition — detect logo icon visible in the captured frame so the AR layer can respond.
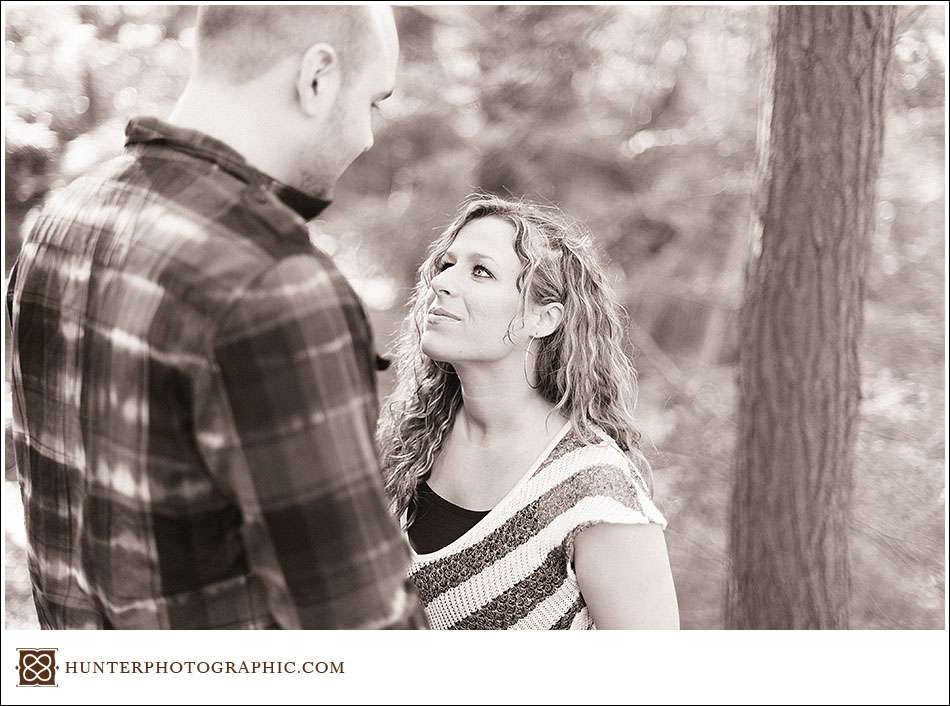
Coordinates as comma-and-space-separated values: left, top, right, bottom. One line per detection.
17, 648, 57, 687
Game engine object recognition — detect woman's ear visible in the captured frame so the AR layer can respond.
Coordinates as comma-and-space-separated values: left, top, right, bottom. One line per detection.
534, 302, 564, 338
296, 42, 340, 117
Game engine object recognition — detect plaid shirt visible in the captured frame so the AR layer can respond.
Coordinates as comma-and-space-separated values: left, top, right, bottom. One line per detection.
5, 117, 427, 629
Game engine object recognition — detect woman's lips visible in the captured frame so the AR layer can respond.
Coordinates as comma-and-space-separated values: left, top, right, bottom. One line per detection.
428, 306, 461, 322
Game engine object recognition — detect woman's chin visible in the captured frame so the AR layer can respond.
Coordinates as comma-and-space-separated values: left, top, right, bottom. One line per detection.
421, 342, 459, 368
420, 336, 445, 362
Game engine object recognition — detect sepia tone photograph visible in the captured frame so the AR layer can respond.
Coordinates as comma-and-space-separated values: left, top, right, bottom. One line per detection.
2, 0, 945, 644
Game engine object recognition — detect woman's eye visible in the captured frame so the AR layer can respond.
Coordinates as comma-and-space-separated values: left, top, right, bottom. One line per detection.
473, 265, 494, 279
437, 260, 453, 272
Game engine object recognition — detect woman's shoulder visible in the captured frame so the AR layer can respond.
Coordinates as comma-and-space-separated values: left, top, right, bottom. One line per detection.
533, 424, 632, 492
538, 422, 632, 473
533, 422, 663, 509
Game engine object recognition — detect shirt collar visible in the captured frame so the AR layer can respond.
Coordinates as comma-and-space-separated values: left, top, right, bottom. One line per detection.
124, 116, 330, 221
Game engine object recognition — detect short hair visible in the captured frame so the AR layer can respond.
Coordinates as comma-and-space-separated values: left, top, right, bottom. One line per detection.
195, 5, 375, 84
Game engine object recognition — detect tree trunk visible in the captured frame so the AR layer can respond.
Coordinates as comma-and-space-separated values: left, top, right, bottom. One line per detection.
727, 6, 896, 629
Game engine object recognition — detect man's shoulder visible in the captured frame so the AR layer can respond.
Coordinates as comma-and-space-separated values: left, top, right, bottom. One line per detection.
37, 151, 336, 323
77, 144, 301, 242
46, 147, 253, 242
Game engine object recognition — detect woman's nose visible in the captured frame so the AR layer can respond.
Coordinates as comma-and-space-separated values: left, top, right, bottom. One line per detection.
431, 270, 452, 296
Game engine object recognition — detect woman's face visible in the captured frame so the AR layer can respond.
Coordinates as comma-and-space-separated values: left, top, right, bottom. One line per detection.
421, 216, 531, 365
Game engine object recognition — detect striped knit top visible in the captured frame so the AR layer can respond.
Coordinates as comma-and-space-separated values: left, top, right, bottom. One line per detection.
406, 421, 667, 630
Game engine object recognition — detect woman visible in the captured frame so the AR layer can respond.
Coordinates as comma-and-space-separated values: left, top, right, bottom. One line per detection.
378, 196, 679, 629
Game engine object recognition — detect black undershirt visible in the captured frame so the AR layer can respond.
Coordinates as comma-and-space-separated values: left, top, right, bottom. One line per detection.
408, 482, 490, 555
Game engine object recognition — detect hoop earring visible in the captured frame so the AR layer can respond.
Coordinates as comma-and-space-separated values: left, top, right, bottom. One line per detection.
524, 336, 540, 389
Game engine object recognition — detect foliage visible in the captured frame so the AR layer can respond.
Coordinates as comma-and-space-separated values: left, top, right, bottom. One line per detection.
3, 5, 945, 629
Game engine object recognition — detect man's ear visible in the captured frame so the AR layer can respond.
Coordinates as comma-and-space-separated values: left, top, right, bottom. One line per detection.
534, 302, 564, 339
296, 42, 340, 117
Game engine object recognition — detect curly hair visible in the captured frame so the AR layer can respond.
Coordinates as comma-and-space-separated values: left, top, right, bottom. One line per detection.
377, 195, 652, 524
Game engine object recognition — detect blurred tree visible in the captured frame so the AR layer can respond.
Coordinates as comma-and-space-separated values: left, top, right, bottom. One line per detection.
727, 6, 898, 629
469, 5, 614, 196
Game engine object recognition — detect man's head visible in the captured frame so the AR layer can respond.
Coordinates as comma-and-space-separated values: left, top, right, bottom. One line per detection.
194, 6, 398, 198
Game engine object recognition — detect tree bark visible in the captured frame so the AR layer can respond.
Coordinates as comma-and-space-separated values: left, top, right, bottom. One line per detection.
727, 6, 896, 629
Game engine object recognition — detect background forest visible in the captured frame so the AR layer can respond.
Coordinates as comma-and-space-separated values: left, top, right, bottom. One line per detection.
3, 4, 945, 629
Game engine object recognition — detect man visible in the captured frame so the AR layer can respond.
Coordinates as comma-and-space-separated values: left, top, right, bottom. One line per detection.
5, 6, 426, 629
